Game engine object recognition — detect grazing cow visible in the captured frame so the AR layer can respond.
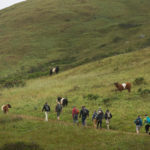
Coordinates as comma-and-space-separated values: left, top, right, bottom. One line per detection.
114, 82, 131, 92
1, 104, 12, 114
49, 66, 59, 75
57, 97, 68, 107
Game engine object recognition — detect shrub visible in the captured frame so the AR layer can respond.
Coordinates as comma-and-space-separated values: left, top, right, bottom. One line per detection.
83, 94, 99, 100
112, 36, 122, 43
0, 79, 25, 88
0, 142, 43, 150
0, 116, 23, 124
137, 88, 150, 97
102, 98, 111, 107
118, 23, 141, 29
133, 77, 145, 85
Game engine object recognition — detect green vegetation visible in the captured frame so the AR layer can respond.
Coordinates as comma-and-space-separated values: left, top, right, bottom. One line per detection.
1, 0, 150, 149
0, 115, 149, 150
1, 0, 150, 84
0, 48, 150, 149
134, 77, 145, 85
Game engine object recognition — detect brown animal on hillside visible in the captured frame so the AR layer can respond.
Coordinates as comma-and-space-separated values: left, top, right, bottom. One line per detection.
114, 82, 131, 92
1, 104, 12, 114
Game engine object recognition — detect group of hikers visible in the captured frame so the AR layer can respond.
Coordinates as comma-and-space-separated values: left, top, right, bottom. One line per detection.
42, 101, 112, 130
42, 100, 150, 135
42, 101, 63, 121
134, 115, 150, 135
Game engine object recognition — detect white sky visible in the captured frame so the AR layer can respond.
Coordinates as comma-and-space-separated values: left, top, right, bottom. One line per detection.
0, 0, 26, 10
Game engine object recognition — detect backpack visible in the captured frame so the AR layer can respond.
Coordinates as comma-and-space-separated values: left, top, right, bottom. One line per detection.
135, 118, 140, 125
107, 112, 112, 119
83, 109, 89, 116
45, 105, 50, 111
146, 117, 150, 123
75, 109, 79, 114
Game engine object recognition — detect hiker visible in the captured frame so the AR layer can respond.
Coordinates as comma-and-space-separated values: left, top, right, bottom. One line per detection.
143, 114, 150, 134
92, 110, 97, 128
134, 115, 142, 134
96, 110, 104, 129
55, 102, 62, 120
79, 106, 89, 126
72, 106, 79, 125
97, 107, 103, 115
42, 102, 50, 121
105, 109, 112, 130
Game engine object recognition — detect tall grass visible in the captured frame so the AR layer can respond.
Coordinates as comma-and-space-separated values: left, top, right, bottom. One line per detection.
0, 49, 150, 150
1, 0, 150, 83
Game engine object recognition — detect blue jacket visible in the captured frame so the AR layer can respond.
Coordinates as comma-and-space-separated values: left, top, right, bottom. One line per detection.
92, 112, 97, 121
134, 117, 142, 126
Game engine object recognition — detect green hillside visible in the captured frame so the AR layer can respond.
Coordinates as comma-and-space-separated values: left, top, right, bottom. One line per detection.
1, 0, 150, 83
0, 48, 150, 149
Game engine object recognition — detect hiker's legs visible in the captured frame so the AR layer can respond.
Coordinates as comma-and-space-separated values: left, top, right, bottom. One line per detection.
106, 119, 110, 129
73, 117, 76, 124
93, 119, 97, 128
97, 121, 100, 129
57, 112, 60, 120
82, 117, 86, 126
100, 120, 102, 128
75, 119, 79, 125
45, 112, 48, 121
73, 115, 78, 125
145, 125, 149, 133
75, 116, 79, 125
73, 116, 78, 124
136, 126, 140, 134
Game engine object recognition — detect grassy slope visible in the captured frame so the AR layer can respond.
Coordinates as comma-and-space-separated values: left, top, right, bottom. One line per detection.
0, 48, 150, 149
1, 0, 150, 79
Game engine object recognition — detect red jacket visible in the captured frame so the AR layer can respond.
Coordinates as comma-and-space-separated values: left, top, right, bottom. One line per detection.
72, 107, 79, 117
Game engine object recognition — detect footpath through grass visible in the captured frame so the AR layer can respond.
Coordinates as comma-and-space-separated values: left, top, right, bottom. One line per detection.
0, 115, 149, 150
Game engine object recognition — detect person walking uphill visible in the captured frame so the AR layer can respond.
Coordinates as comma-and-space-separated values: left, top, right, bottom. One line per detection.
97, 107, 103, 114
42, 102, 50, 122
55, 102, 62, 120
79, 106, 89, 126
134, 115, 142, 134
96, 110, 104, 129
105, 109, 112, 130
143, 114, 150, 134
72, 106, 79, 125
92, 110, 97, 128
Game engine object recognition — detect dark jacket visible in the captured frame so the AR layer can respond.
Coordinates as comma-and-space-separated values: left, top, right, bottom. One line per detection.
105, 112, 112, 120
96, 111, 103, 121
55, 103, 62, 112
42, 104, 50, 112
80, 108, 89, 118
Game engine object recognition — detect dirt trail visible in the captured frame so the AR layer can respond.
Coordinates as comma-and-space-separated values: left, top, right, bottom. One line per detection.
12, 114, 149, 137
